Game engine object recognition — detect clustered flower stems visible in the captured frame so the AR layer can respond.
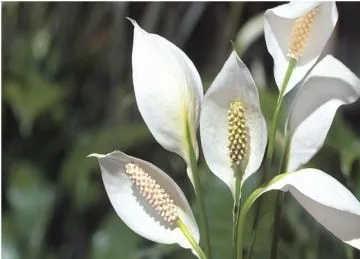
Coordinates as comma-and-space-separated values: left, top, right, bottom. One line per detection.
237, 186, 264, 259
185, 120, 212, 258
248, 58, 297, 259
236, 174, 290, 259
176, 218, 208, 259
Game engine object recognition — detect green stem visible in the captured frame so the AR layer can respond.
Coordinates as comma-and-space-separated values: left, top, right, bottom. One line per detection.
237, 190, 260, 259
270, 135, 291, 259
177, 218, 208, 259
237, 174, 289, 259
270, 192, 284, 259
185, 122, 211, 258
345, 246, 354, 259
232, 170, 242, 259
245, 228, 256, 259
263, 58, 296, 182
248, 58, 296, 259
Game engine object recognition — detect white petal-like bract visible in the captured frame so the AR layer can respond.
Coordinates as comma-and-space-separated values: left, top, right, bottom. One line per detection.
287, 55, 360, 171
130, 19, 203, 166
200, 51, 267, 197
89, 151, 199, 250
263, 169, 360, 250
264, 2, 338, 94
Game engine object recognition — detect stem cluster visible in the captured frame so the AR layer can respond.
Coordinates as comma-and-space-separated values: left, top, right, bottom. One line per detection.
238, 58, 297, 259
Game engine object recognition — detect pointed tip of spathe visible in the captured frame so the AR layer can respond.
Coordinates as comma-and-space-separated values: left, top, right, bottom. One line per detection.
87, 150, 123, 159
87, 153, 105, 159
125, 17, 137, 27
230, 41, 242, 60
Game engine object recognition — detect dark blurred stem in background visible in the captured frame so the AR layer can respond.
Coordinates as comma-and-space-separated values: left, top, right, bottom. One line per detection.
270, 135, 290, 259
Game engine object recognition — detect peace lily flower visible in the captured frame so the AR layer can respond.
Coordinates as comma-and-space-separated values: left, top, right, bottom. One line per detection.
238, 169, 360, 251
129, 19, 211, 255
129, 19, 203, 182
88, 151, 202, 255
264, 1, 338, 94
200, 51, 267, 198
286, 55, 360, 171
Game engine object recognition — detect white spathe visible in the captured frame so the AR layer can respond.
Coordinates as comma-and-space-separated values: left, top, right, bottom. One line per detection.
88, 151, 199, 251
200, 51, 267, 198
130, 19, 203, 168
286, 55, 360, 171
263, 169, 360, 250
264, 1, 338, 95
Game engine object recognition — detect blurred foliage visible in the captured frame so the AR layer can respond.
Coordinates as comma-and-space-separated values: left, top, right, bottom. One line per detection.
2, 2, 360, 259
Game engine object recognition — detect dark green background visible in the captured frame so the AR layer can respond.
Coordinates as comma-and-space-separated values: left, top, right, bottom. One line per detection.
2, 2, 360, 259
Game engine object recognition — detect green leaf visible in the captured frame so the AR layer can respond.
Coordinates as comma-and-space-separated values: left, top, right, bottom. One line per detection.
60, 123, 151, 211
325, 115, 360, 177
204, 178, 233, 259
8, 35, 32, 75
6, 162, 55, 259
201, 164, 278, 258
4, 71, 65, 136
258, 88, 277, 125
234, 12, 264, 56
90, 214, 141, 259
32, 28, 51, 60
2, 215, 21, 259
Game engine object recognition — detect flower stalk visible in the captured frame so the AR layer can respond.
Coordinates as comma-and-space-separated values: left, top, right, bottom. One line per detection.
237, 188, 261, 259
185, 120, 212, 258
237, 174, 288, 259
232, 169, 242, 259
263, 57, 296, 181
177, 218, 208, 259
